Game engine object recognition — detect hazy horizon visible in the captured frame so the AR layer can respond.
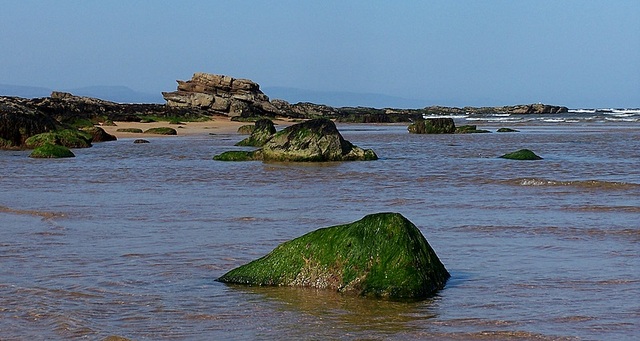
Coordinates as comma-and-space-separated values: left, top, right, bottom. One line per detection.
1, 1, 638, 108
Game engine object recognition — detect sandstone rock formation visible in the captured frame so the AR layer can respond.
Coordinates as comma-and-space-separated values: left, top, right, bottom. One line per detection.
217, 212, 450, 299
162, 73, 280, 118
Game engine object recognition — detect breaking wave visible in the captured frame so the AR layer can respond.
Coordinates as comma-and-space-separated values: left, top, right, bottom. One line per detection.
503, 178, 640, 190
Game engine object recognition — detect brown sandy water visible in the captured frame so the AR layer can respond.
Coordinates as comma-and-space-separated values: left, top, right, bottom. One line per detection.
0, 121, 638, 340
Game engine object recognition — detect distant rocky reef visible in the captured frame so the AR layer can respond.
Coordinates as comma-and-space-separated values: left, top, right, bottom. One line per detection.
1, 71, 570, 149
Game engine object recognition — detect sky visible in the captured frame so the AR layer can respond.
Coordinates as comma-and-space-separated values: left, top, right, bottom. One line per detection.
1, 0, 639, 108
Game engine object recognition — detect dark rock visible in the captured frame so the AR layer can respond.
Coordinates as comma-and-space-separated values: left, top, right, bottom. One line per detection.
213, 150, 259, 161
133, 139, 150, 144
80, 126, 117, 142
497, 127, 519, 132
0, 97, 59, 148
455, 125, 491, 134
235, 119, 276, 147
217, 212, 450, 299
408, 118, 456, 134
499, 149, 543, 160
260, 118, 377, 161
29, 143, 75, 158
143, 127, 177, 135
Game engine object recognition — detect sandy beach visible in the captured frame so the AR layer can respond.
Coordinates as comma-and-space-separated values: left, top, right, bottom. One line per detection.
101, 116, 295, 139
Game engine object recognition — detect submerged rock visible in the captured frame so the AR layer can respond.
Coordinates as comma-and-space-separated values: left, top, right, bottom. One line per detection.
217, 212, 450, 299
133, 139, 150, 144
499, 149, 543, 160
497, 127, 519, 133
235, 118, 276, 147
29, 143, 75, 158
408, 118, 456, 134
455, 125, 490, 134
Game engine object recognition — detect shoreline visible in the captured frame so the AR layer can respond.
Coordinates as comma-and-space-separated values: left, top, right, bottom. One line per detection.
100, 117, 296, 139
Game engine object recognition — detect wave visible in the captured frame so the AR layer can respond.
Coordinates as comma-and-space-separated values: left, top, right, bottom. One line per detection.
503, 178, 640, 190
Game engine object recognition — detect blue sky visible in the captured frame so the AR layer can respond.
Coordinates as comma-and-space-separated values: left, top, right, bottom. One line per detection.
1, 1, 638, 108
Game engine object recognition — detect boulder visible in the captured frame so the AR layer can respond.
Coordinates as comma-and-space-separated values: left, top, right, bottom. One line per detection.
455, 125, 491, 134
217, 212, 450, 299
29, 143, 75, 158
499, 149, 543, 160
408, 118, 456, 134
260, 118, 377, 161
235, 119, 276, 147
80, 126, 117, 142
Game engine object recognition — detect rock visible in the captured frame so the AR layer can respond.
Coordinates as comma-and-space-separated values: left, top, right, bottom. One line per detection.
0, 97, 60, 148
116, 128, 143, 133
497, 127, 519, 132
24, 129, 92, 149
408, 118, 456, 134
499, 149, 543, 160
213, 150, 259, 161
237, 124, 255, 135
162, 72, 278, 118
80, 126, 117, 142
260, 118, 377, 161
217, 212, 450, 299
133, 139, 150, 144
235, 119, 276, 147
143, 127, 177, 135
455, 125, 491, 134
29, 143, 75, 158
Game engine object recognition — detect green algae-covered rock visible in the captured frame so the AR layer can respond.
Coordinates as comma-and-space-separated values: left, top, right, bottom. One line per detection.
213, 150, 260, 161
24, 129, 92, 148
408, 118, 456, 134
143, 127, 177, 135
116, 128, 143, 133
217, 212, 450, 299
260, 118, 377, 161
499, 148, 543, 160
237, 124, 255, 135
235, 119, 276, 147
455, 125, 491, 134
29, 143, 75, 158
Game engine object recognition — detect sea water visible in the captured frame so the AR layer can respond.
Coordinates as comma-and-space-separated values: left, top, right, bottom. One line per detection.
0, 118, 638, 340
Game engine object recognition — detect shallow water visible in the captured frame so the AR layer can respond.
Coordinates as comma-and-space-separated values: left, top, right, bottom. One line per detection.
1, 121, 638, 340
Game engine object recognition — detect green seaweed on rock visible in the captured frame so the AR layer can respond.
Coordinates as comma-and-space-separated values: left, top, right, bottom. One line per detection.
29, 143, 75, 158
217, 212, 450, 300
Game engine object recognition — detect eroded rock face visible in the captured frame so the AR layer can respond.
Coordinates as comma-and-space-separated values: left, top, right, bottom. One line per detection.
0, 97, 60, 148
217, 212, 450, 299
162, 73, 280, 118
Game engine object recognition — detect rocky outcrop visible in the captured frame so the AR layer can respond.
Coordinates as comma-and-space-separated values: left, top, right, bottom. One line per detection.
0, 97, 60, 148
217, 212, 450, 299
424, 104, 569, 116
408, 118, 456, 134
162, 73, 280, 118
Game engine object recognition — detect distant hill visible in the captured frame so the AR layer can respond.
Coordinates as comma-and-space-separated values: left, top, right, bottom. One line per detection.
0, 84, 163, 104
262, 86, 429, 109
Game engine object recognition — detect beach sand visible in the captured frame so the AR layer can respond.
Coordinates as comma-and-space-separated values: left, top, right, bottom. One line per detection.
101, 116, 295, 139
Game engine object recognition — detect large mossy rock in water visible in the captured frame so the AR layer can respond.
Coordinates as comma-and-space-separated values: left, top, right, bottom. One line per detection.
499, 148, 543, 160
260, 118, 377, 161
0, 99, 60, 148
217, 212, 450, 299
408, 118, 456, 134
235, 118, 276, 147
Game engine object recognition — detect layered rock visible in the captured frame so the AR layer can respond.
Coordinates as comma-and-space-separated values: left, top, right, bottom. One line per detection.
0, 97, 60, 148
162, 73, 280, 118
217, 212, 450, 299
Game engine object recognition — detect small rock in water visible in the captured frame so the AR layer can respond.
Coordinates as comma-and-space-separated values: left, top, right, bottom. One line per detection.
499, 148, 542, 160
133, 139, 150, 144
